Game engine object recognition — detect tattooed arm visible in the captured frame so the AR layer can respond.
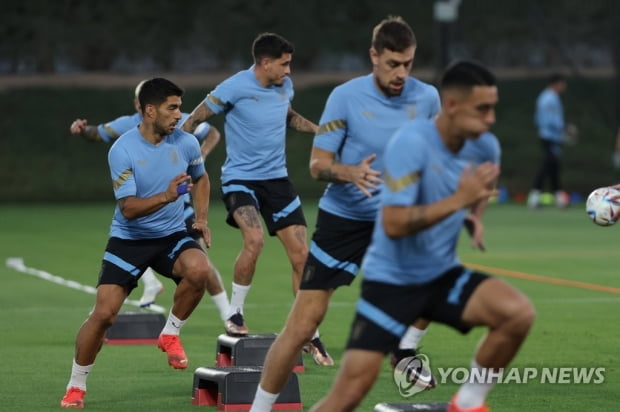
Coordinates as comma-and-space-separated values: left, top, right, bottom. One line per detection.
287, 106, 318, 134
309, 147, 381, 198
69, 118, 103, 142
181, 102, 216, 135
382, 163, 499, 239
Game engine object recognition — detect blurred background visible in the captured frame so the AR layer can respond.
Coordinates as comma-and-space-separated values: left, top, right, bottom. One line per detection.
2, 0, 620, 202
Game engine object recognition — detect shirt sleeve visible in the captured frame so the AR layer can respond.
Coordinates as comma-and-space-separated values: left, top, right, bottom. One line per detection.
98, 115, 137, 144
203, 78, 236, 115
108, 144, 136, 200
180, 133, 206, 181
313, 88, 348, 153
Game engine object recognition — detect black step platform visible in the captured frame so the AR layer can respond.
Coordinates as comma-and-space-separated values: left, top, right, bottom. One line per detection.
216, 333, 304, 372
105, 312, 165, 345
192, 366, 302, 410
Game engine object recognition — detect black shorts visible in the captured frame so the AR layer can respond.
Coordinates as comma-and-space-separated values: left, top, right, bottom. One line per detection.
221, 178, 306, 236
346, 266, 489, 353
98, 231, 203, 292
300, 209, 374, 290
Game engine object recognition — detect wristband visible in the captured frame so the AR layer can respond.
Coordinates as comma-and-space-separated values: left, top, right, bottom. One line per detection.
177, 183, 189, 195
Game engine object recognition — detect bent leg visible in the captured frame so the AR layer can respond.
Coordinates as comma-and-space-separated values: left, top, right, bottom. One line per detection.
232, 205, 265, 286
75, 284, 128, 365
461, 277, 536, 368
276, 224, 309, 294
171, 248, 210, 319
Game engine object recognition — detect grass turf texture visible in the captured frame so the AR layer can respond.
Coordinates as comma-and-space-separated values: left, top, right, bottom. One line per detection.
1, 202, 619, 411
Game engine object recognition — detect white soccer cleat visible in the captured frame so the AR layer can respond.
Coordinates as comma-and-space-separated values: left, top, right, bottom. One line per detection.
139, 284, 164, 307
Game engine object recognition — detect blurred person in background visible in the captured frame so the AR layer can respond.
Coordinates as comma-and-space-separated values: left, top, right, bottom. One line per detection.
527, 73, 577, 209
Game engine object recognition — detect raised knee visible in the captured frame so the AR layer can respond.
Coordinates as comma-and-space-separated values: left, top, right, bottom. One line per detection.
504, 297, 536, 336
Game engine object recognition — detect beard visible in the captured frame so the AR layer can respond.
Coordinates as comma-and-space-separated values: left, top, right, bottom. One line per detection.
378, 81, 404, 97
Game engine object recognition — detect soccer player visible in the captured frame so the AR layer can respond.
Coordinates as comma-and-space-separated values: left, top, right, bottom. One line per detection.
309, 61, 535, 412
527, 73, 574, 209
69, 81, 230, 323
61, 78, 221, 408
182, 33, 318, 338
250, 16, 442, 411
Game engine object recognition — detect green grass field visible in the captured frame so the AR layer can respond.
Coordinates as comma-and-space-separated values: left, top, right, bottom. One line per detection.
1, 202, 619, 411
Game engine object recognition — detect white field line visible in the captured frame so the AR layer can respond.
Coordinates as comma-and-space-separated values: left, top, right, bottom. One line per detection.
5, 257, 166, 314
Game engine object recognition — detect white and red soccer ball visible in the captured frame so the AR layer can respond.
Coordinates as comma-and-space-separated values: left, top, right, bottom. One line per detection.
586, 186, 620, 227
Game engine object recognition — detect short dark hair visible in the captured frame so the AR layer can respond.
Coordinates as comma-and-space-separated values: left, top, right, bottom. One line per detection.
548, 73, 566, 85
138, 78, 184, 113
440, 60, 496, 91
252, 33, 294, 62
371, 16, 417, 53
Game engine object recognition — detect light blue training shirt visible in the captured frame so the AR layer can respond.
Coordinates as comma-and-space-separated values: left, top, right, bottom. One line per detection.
313, 74, 440, 221
203, 66, 294, 183
108, 127, 205, 239
361, 119, 500, 285
534, 88, 564, 143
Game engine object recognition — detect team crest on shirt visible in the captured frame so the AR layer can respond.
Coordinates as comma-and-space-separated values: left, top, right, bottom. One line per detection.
170, 149, 179, 164
407, 105, 416, 119
362, 111, 375, 119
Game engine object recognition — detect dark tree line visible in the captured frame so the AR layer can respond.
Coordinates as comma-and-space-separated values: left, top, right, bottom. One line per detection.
0, 0, 617, 74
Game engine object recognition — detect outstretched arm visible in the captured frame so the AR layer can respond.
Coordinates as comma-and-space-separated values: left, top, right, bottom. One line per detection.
287, 106, 318, 134
70, 118, 103, 143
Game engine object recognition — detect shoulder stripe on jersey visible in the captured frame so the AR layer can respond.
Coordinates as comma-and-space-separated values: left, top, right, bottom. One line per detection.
316, 119, 346, 136
102, 124, 121, 138
113, 168, 132, 190
206, 93, 225, 107
384, 169, 421, 192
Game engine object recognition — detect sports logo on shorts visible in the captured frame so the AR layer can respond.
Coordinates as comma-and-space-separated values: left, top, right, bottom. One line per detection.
393, 353, 436, 397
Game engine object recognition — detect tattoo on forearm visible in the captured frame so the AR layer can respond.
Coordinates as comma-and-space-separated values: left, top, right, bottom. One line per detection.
184, 104, 214, 133
83, 126, 102, 142
287, 113, 317, 133
317, 167, 345, 183
235, 206, 262, 228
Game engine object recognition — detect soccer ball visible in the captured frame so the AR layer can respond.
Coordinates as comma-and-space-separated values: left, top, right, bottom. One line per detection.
586, 187, 620, 226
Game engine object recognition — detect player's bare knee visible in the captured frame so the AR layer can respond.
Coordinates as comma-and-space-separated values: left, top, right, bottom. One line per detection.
289, 247, 308, 272
89, 308, 117, 329
182, 262, 210, 289
502, 296, 536, 337
243, 232, 264, 255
